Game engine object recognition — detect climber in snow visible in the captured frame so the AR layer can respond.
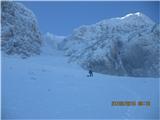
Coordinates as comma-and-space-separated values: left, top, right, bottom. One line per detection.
89, 70, 93, 77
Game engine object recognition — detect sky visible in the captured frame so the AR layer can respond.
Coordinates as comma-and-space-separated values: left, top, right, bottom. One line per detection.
21, 1, 159, 36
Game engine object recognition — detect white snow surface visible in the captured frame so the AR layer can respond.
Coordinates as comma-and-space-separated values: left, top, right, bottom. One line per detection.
2, 46, 159, 119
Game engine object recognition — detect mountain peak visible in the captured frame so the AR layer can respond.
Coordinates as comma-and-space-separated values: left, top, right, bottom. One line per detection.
118, 12, 153, 22
98, 12, 155, 27
116, 12, 154, 25
118, 12, 144, 19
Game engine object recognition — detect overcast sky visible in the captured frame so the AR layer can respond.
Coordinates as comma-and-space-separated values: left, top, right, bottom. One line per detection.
21, 1, 159, 36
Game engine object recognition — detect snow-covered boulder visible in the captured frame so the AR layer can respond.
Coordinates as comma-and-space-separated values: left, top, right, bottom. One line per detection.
61, 12, 160, 77
1, 1, 42, 58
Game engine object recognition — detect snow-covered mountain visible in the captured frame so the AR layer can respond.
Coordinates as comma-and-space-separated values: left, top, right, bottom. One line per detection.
1, 3, 159, 119
60, 12, 160, 77
42, 32, 65, 55
1, 1, 42, 58
1, 2, 159, 77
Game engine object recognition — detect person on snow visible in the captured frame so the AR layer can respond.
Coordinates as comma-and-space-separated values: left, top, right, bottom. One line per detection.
89, 70, 93, 77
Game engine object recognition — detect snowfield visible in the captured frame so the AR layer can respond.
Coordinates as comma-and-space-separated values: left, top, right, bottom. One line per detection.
2, 50, 159, 119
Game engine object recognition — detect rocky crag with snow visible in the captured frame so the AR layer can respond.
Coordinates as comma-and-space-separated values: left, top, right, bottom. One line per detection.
1, 1, 42, 58
60, 13, 160, 77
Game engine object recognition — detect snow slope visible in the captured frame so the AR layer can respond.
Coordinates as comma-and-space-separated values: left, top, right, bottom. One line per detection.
2, 49, 159, 119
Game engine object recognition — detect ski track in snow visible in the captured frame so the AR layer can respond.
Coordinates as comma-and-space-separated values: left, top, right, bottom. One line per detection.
2, 50, 159, 119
